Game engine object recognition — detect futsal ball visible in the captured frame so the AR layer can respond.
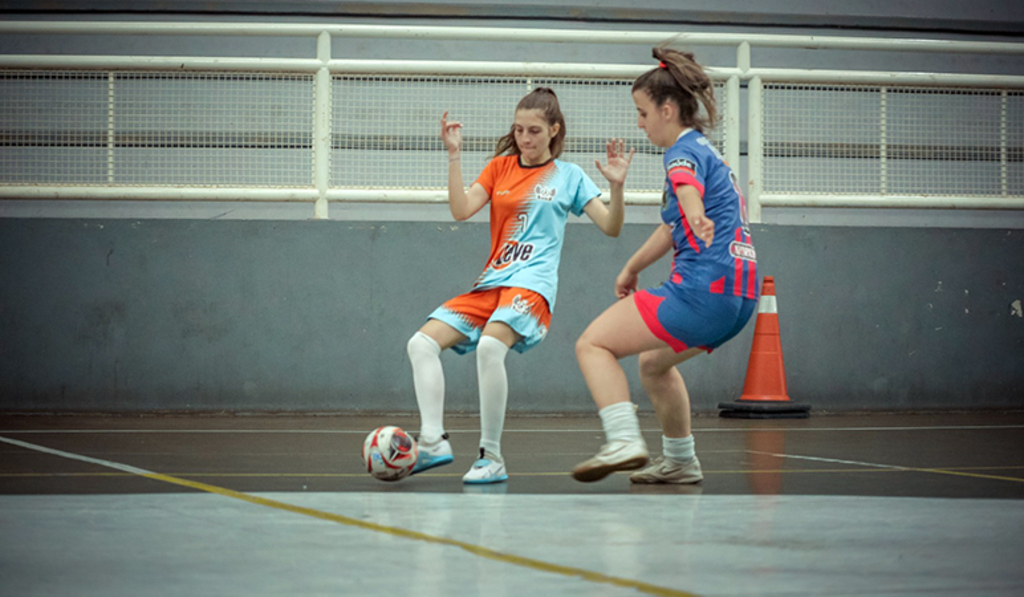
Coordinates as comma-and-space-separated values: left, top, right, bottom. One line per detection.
362, 425, 419, 481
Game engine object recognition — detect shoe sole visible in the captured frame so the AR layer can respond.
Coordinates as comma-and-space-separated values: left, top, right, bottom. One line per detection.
410, 455, 454, 476
629, 474, 703, 485
572, 455, 648, 483
463, 474, 508, 485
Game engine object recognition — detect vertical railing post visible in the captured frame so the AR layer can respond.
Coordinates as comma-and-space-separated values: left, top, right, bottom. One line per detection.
747, 76, 763, 223
1001, 90, 1008, 197
313, 31, 331, 219
107, 72, 115, 183
725, 74, 741, 180
880, 86, 888, 196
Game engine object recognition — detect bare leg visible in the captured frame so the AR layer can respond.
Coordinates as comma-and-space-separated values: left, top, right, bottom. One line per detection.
638, 346, 703, 438
575, 297, 668, 409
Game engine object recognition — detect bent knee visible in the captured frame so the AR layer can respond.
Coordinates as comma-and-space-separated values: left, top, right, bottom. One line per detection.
407, 331, 441, 358
638, 352, 673, 379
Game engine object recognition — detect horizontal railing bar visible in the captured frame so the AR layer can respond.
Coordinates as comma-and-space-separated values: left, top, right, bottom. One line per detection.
760, 194, 1024, 209
0, 56, 733, 78
5, 57, 1021, 87
327, 60, 738, 79
2, 22, 1024, 55
0, 187, 320, 201
751, 68, 1024, 87
0, 187, 665, 205
0, 55, 323, 71
325, 189, 663, 204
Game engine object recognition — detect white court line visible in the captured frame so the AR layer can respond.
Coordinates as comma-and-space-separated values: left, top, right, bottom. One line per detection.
0, 424, 1022, 435
0, 435, 157, 475
747, 450, 914, 471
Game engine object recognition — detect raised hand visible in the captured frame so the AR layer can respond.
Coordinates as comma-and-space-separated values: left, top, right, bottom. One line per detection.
594, 139, 635, 186
440, 111, 463, 154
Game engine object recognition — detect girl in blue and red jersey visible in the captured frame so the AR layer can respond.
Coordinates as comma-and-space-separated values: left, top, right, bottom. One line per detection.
408, 88, 634, 484
572, 48, 758, 484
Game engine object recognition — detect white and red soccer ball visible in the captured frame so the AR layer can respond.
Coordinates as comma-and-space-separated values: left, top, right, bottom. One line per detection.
361, 425, 419, 481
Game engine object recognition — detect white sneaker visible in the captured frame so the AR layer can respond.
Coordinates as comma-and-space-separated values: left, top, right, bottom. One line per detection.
410, 434, 453, 475
629, 455, 703, 484
572, 438, 649, 483
462, 448, 508, 484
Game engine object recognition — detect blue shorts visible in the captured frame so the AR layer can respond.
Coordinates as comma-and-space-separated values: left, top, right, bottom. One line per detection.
634, 284, 757, 353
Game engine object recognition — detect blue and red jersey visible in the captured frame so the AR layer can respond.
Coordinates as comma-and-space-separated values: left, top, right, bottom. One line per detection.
661, 129, 758, 300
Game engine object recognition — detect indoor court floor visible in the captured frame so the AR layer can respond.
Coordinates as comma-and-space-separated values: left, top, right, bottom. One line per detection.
1, 411, 1023, 596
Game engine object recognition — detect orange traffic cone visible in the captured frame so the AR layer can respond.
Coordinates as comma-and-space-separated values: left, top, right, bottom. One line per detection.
719, 276, 810, 419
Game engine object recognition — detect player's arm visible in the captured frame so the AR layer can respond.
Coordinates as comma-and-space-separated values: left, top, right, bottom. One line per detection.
586, 139, 633, 237
675, 184, 714, 247
582, 190, 623, 237
441, 112, 490, 221
614, 223, 673, 298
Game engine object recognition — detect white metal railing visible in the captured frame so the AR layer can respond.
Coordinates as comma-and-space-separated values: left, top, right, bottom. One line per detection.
1, 21, 1023, 220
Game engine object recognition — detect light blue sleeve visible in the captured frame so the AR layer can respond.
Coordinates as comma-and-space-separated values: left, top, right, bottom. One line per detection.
570, 165, 602, 217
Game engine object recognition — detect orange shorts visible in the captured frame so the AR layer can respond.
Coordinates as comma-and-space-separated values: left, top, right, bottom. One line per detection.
428, 286, 552, 354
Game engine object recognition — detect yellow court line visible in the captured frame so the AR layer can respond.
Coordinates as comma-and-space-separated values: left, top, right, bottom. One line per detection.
0, 435, 697, 597
749, 450, 1024, 484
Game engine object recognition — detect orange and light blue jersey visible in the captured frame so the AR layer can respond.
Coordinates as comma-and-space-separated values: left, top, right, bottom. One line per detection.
472, 155, 601, 311
662, 129, 758, 300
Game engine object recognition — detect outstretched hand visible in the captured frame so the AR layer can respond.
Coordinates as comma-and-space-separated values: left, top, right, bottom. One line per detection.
440, 111, 463, 153
594, 139, 634, 186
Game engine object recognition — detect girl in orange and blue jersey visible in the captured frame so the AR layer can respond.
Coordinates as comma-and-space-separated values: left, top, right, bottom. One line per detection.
572, 48, 759, 485
407, 87, 634, 484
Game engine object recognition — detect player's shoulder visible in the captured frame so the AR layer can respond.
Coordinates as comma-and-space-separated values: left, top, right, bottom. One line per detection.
552, 157, 582, 173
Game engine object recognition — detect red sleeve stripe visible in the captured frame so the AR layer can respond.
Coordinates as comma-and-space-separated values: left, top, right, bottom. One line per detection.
669, 171, 705, 198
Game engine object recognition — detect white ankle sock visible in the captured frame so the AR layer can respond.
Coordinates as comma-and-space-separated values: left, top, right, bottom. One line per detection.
663, 435, 695, 462
476, 336, 509, 462
598, 401, 642, 443
407, 331, 445, 444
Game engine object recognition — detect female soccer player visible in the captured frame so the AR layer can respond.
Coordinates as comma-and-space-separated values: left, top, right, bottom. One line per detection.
571, 48, 758, 484
407, 87, 634, 484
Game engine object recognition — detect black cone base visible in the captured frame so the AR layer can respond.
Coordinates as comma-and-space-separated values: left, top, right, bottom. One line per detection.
717, 400, 811, 419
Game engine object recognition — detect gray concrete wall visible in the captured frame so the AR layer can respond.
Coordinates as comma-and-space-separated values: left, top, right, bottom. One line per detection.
2, 218, 1021, 413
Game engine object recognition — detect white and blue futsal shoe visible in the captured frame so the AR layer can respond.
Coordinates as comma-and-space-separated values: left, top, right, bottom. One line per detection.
462, 448, 509, 484
411, 434, 453, 475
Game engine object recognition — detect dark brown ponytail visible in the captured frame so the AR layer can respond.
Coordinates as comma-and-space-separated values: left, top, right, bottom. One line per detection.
632, 48, 717, 133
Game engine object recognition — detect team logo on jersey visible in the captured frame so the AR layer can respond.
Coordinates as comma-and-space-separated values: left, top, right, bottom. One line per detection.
729, 241, 757, 262
491, 241, 535, 270
510, 294, 531, 315
667, 157, 696, 176
534, 184, 557, 202
538, 323, 548, 339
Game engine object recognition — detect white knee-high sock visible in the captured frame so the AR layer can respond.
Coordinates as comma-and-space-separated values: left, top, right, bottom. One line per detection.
407, 332, 445, 444
476, 336, 510, 461
598, 401, 642, 443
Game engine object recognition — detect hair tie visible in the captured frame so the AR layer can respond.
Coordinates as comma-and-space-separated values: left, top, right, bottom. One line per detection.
658, 61, 668, 69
